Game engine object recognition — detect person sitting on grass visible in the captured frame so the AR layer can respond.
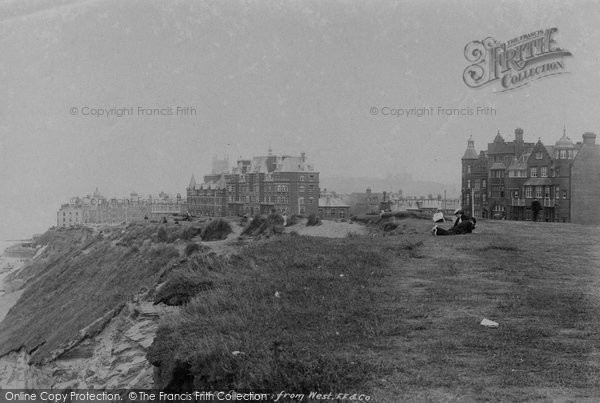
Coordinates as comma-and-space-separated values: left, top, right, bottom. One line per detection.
433, 208, 445, 223
431, 209, 476, 236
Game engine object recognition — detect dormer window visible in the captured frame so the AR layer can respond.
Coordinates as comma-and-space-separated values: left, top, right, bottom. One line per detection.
535, 152, 542, 159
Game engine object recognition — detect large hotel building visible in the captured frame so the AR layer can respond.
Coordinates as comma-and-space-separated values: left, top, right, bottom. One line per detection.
186, 149, 320, 217
56, 150, 327, 227
461, 128, 600, 225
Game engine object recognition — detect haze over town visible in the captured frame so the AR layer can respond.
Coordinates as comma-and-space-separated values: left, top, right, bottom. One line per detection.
2, 0, 600, 240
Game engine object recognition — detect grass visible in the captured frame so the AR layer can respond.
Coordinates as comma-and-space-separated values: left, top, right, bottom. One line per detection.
2, 218, 600, 400
147, 235, 390, 392
148, 219, 600, 399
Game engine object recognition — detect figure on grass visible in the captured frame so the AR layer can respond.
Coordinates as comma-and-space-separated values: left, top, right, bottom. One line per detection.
431, 209, 476, 236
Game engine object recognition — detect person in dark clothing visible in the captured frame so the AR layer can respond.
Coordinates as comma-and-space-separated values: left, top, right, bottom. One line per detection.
453, 209, 476, 229
432, 209, 476, 236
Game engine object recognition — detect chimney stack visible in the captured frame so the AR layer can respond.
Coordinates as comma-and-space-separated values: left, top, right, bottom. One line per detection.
583, 132, 597, 146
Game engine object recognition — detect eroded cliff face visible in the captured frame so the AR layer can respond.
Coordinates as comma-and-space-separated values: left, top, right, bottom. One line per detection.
0, 294, 175, 389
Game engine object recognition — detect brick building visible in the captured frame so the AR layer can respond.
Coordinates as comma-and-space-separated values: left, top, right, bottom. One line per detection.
461, 128, 598, 223
187, 150, 319, 217
57, 189, 185, 227
570, 132, 600, 225
318, 190, 350, 220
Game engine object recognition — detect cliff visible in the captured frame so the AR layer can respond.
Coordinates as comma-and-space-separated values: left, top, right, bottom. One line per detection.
0, 223, 183, 388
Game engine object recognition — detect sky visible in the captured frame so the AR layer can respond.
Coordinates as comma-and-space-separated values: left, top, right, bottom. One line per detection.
1, 0, 599, 239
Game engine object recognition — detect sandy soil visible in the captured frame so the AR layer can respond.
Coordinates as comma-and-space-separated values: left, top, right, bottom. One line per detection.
202, 219, 369, 256
284, 219, 368, 238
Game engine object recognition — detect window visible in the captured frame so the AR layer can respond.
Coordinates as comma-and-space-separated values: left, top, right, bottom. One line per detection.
563, 191, 567, 199
560, 150, 566, 159
555, 167, 560, 177
540, 167, 547, 177
530, 167, 537, 177
525, 187, 532, 198
474, 179, 480, 189
300, 176, 305, 182
535, 186, 542, 198
568, 150, 573, 159
513, 190, 519, 198
545, 187, 550, 198
308, 197, 314, 204
467, 165, 472, 173
535, 152, 542, 159
309, 175, 315, 181
482, 179, 487, 188
299, 185, 305, 192
555, 186, 560, 199
467, 180, 471, 189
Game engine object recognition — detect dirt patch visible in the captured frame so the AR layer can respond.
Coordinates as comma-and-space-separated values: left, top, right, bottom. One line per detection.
284, 219, 368, 238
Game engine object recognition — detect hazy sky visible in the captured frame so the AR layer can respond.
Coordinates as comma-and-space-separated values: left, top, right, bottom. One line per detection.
1, 0, 599, 239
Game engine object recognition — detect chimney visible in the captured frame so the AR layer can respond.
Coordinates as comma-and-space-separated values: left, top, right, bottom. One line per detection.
583, 132, 597, 146
514, 127, 524, 142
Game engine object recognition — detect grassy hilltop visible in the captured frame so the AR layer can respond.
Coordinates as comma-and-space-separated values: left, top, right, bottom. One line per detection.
1, 216, 599, 399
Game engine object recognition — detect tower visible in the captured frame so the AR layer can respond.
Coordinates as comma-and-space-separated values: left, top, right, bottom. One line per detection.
461, 136, 478, 214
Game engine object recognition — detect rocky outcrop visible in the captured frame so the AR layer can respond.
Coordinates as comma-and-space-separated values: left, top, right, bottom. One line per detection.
0, 295, 176, 389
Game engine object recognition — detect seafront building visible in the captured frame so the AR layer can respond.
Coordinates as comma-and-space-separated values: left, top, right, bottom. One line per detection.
57, 188, 185, 227
461, 128, 600, 224
187, 149, 320, 217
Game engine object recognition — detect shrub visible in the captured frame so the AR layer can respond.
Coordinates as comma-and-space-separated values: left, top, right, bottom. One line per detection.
286, 214, 299, 227
267, 213, 284, 226
184, 243, 201, 256
241, 214, 284, 238
157, 227, 169, 243
202, 219, 232, 241
181, 226, 202, 241
306, 214, 321, 226
154, 269, 213, 306
383, 222, 398, 232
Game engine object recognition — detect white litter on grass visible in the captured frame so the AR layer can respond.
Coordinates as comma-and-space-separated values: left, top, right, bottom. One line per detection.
232, 351, 244, 356
480, 318, 499, 328
274, 291, 281, 298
